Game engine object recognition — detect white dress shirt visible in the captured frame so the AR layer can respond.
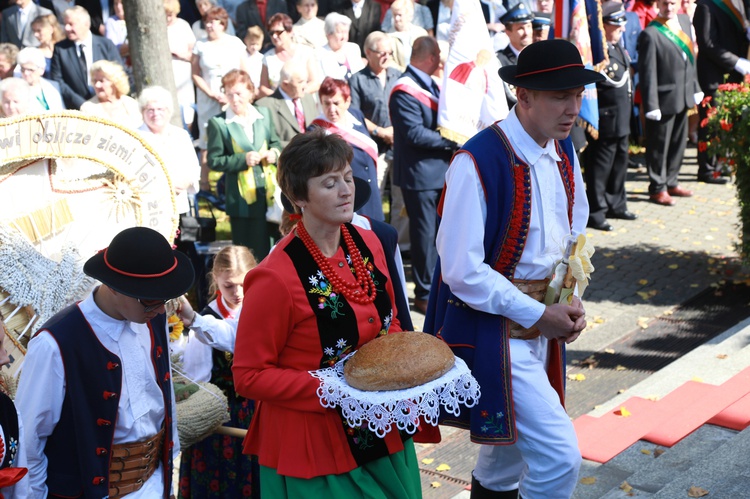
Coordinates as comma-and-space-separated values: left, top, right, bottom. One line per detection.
181, 298, 241, 383
436, 107, 589, 329
15, 292, 180, 498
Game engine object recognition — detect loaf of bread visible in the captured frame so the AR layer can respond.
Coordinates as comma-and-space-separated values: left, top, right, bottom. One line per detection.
344, 331, 455, 391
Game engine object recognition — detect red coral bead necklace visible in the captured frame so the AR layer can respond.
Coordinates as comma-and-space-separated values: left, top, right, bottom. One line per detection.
296, 220, 377, 305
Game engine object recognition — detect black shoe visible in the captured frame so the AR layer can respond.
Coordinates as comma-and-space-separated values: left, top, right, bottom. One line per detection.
607, 210, 638, 221
471, 475, 519, 498
698, 175, 729, 184
587, 220, 614, 231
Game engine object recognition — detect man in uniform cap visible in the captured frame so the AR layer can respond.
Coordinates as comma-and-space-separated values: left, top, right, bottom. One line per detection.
426, 39, 602, 499
531, 11, 551, 42
16, 226, 195, 498
496, 2, 534, 108
584, 0, 638, 231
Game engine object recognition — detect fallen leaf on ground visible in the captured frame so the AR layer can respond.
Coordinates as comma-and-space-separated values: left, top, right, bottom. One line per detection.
654, 448, 666, 457
620, 481, 633, 492
603, 252, 614, 258
580, 355, 598, 369
616, 365, 627, 371
637, 317, 650, 329
716, 353, 728, 359
638, 279, 649, 285
568, 373, 586, 382
641, 449, 651, 455
691, 377, 704, 383
646, 395, 660, 401
615, 406, 632, 417
637, 291, 652, 300
594, 317, 605, 324
430, 482, 441, 488
579, 477, 597, 485
618, 389, 627, 394
421, 458, 434, 465
668, 264, 679, 269
688, 486, 709, 497
435, 463, 451, 472
604, 348, 615, 354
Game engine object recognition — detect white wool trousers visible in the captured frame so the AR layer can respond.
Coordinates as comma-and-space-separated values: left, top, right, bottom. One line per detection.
473, 337, 582, 498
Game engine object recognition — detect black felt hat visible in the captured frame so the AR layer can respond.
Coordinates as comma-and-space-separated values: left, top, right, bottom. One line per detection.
498, 39, 605, 91
280, 175, 372, 214
84, 227, 195, 300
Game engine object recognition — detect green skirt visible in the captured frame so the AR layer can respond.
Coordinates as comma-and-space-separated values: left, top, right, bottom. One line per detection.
259, 438, 422, 498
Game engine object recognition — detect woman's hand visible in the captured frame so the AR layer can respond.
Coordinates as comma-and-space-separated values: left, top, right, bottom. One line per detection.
245, 151, 262, 166
212, 92, 228, 104
175, 296, 196, 327
261, 149, 278, 164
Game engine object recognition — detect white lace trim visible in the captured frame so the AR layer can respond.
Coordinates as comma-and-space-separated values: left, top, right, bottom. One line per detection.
310, 356, 480, 438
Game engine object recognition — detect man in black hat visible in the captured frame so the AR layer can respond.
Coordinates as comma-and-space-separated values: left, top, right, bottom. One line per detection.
693, 0, 749, 184
425, 39, 602, 498
16, 227, 195, 498
584, 0, 638, 231
637, 0, 703, 205
496, 2, 534, 108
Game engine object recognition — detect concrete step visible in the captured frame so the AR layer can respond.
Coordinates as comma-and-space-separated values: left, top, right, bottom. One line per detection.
573, 425, 737, 498
652, 426, 750, 498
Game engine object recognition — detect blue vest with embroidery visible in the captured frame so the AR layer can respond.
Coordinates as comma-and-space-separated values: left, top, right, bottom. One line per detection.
424, 123, 575, 444
41, 304, 174, 498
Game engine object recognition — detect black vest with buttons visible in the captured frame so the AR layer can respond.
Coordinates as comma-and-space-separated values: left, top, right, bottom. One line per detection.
40, 304, 173, 498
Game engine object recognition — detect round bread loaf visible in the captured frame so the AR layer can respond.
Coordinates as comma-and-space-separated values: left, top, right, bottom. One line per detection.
344, 331, 455, 391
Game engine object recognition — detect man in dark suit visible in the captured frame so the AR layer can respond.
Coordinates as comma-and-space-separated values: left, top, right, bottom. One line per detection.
50, 5, 122, 110
0, 0, 53, 48
585, 1, 638, 231
235, 0, 290, 45
256, 58, 317, 149
495, 2, 534, 109
637, 0, 702, 206
693, 0, 749, 184
339, 0, 381, 55
389, 36, 456, 314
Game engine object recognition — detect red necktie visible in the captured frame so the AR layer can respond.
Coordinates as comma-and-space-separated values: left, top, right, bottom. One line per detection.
293, 98, 306, 131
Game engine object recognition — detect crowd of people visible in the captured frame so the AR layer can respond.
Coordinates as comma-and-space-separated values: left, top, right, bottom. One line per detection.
0, 0, 748, 497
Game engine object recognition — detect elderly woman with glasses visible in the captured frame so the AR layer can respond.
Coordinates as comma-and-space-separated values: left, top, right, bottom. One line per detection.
16, 46, 64, 111
79, 59, 142, 129
317, 12, 365, 81
137, 86, 200, 220
258, 13, 321, 97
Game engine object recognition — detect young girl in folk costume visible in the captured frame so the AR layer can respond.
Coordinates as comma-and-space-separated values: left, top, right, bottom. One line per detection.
175, 245, 259, 498
0, 321, 29, 498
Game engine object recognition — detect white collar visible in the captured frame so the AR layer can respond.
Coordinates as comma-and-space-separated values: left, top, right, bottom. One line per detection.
226, 104, 263, 124
407, 64, 435, 91
504, 107, 561, 165
78, 289, 130, 342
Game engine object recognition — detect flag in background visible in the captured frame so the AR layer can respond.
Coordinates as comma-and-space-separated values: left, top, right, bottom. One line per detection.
437, 0, 508, 145
554, 0, 607, 138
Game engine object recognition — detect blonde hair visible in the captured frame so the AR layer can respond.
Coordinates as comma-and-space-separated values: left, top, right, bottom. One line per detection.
90, 60, 130, 98
31, 14, 65, 43
164, 0, 181, 15
245, 25, 264, 44
207, 245, 257, 299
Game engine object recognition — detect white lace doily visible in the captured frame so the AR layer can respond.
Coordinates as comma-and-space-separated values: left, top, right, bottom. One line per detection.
310, 356, 480, 438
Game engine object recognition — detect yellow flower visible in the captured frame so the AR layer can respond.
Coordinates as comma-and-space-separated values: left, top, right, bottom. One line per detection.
168, 314, 184, 341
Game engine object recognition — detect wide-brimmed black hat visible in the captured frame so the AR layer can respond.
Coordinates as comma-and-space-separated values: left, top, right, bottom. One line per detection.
84, 227, 195, 301
280, 175, 372, 214
499, 39, 605, 91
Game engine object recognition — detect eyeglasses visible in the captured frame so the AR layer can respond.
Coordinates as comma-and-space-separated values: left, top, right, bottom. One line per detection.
144, 106, 168, 114
369, 49, 393, 58
138, 298, 167, 313
269, 29, 286, 37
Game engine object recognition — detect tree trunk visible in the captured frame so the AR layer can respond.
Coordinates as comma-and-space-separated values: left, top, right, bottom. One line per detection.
122, 0, 182, 127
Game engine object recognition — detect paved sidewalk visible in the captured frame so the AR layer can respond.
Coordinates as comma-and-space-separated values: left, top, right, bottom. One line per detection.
409, 146, 748, 497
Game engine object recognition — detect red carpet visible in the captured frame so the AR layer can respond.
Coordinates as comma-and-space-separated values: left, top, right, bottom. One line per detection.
574, 366, 750, 463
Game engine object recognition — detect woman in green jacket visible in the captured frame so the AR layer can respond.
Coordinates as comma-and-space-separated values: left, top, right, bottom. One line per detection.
207, 69, 282, 259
